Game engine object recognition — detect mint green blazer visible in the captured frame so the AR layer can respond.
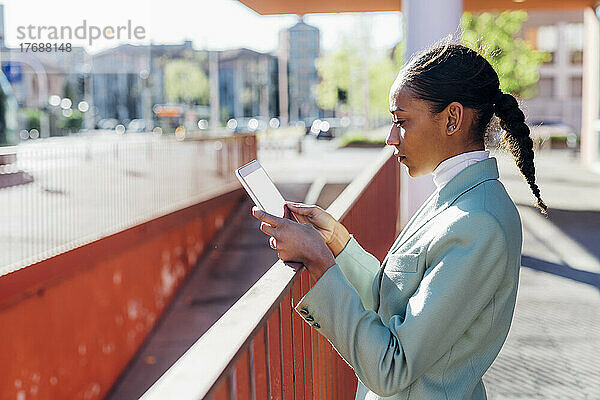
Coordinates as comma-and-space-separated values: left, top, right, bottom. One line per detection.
295, 157, 522, 399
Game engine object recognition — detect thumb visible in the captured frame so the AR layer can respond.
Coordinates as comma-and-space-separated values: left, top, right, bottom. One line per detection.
285, 202, 314, 216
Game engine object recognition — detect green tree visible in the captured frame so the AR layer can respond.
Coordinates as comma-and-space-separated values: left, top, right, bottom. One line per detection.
23, 108, 41, 131
461, 11, 550, 98
315, 39, 403, 118
164, 59, 209, 105
316, 11, 546, 117
58, 110, 83, 133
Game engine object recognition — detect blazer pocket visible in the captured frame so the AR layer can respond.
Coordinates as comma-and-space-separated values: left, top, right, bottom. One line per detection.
386, 253, 420, 273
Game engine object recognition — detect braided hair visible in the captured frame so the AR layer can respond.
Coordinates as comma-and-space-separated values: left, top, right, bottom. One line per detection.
494, 92, 547, 213
398, 43, 547, 214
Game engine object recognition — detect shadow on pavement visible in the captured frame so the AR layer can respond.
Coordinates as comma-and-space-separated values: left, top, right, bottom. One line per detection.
521, 255, 600, 291
545, 208, 600, 260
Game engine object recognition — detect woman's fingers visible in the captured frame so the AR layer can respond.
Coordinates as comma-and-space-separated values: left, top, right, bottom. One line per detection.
260, 221, 276, 236
252, 206, 284, 227
285, 202, 316, 216
283, 204, 296, 221
286, 202, 319, 225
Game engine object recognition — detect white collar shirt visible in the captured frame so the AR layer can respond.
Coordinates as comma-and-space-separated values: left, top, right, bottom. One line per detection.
432, 150, 490, 190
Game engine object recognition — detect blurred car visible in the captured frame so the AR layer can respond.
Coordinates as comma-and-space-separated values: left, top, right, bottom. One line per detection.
97, 118, 119, 130
127, 119, 147, 133
227, 117, 268, 133
306, 118, 343, 140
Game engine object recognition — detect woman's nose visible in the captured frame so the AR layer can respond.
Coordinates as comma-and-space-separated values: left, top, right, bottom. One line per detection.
386, 125, 400, 146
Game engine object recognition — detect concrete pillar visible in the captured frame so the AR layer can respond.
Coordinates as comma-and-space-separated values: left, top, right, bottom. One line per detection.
209, 51, 220, 131
581, 7, 599, 169
555, 22, 570, 101
260, 56, 270, 119
278, 30, 290, 127
234, 61, 243, 119
400, 0, 463, 227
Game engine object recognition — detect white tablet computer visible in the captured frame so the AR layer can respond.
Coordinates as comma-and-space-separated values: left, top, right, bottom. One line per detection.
235, 160, 290, 218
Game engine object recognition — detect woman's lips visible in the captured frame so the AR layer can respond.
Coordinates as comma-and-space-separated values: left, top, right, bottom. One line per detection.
393, 148, 406, 162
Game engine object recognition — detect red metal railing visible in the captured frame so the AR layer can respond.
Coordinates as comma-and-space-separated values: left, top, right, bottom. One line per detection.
0, 134, 256, 400
141, 146, 400, 400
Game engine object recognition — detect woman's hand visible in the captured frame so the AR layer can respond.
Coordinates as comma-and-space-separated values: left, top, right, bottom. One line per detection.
252, 206, 336, 281
285, 202, 351, 257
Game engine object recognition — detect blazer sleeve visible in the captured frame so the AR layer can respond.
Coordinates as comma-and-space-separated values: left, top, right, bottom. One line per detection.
294, 211, 509, 397
333, 235, 381, 310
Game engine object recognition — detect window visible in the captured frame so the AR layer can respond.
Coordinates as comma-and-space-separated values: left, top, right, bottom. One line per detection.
565, 23, 584, 64
538, 77, 554, 98
570, 77, 582, 98
537, 26, 558, 64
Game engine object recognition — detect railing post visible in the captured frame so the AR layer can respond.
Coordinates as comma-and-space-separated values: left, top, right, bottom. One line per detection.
280, 291, 295, 400
210, 373, 231, 400
301, 269, 314, 399
266, 308, 283, 399
252, 326, 269, 399
215, 141, 224, 178
234, 348, 252, 399
291, 279, 306, 400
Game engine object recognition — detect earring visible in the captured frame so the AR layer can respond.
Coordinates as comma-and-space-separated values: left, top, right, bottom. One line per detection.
449, 125, 456, 132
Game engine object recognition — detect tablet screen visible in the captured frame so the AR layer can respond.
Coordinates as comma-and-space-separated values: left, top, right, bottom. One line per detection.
238, 162, 286, 218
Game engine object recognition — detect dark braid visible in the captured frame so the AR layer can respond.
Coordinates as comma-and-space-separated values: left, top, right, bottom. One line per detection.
494, 93, 548, 214
398, 44, 547, 214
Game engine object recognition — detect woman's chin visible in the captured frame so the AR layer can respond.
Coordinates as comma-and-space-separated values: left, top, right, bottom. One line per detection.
403, 163, 426, 178
398, 156, 427, 177
398, 157, 414, 175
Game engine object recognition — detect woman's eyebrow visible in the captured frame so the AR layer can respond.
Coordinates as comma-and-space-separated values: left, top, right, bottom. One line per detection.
390, 107, 405, 113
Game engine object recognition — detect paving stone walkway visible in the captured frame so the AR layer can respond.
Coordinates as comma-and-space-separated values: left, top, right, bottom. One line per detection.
484, 150, 600, 399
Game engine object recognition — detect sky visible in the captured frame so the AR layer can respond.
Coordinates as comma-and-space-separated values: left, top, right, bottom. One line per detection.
1, 0, 402, 54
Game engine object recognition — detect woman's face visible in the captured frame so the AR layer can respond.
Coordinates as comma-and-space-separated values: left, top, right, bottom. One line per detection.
387, 85, 448, 177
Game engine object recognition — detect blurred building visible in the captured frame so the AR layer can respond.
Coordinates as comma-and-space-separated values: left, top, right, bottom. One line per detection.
91, 41, 207, 127
0, 47, 89, 136
218, 48, 279, 123
2, 56, 65, 109
0, 3, 89, 137
0, 24, 88, 111
91, 44, 154, 125
522, 10, 583, 135
278, 19, 320, 124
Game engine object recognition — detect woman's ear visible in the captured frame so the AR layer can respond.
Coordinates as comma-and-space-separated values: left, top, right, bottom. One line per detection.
445, 102, 464, 136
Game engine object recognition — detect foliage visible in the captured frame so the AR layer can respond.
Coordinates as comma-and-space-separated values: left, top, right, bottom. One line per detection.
339, 132, 386, 147
315, 11, 548, 117
23, 108, 41, 131
58, 110, 83, 133
315, 39, 403, 118
461, 11, 550, 98
164, 59, 210, 105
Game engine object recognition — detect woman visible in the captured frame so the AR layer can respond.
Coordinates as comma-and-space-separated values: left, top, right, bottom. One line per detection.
252, 44, 546, 399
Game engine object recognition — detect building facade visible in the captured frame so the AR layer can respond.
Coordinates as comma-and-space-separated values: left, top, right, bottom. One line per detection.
279, 19, 320, 124
91, 44, 155, 125
522, 10, 584, 135
218, 48, 279, 122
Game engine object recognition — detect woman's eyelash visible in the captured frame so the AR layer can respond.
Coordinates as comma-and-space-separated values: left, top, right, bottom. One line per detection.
393, 120, 405, 127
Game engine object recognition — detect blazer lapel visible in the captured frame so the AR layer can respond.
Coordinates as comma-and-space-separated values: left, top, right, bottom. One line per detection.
390, 157, 500, 253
